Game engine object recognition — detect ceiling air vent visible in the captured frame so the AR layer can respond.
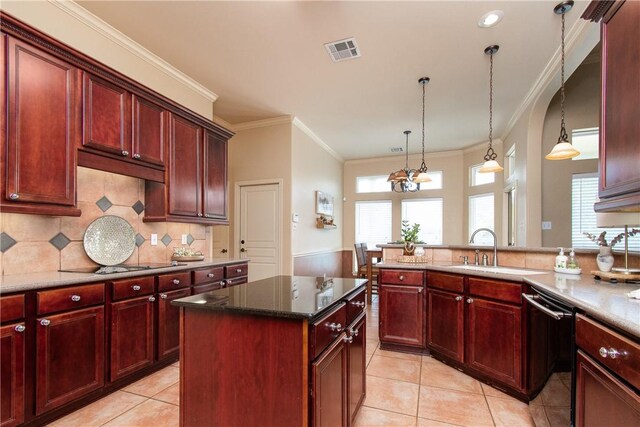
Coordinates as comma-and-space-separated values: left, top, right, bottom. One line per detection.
324, 37, 361, 62
390, 147, 403, 153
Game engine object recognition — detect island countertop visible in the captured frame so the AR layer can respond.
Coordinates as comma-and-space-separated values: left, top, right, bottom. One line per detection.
173, 275, 367, 320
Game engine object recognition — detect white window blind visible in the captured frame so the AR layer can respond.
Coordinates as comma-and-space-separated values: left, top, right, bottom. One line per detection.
355, 201, 392, 249
571, 174, 639, 251
469, 193, 495, 245
356, 172, 443, 193
401, 199, 443, 244
470, 164, 495, 186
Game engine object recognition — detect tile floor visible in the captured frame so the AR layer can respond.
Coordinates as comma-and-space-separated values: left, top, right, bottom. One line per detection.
49, 295, 571, 427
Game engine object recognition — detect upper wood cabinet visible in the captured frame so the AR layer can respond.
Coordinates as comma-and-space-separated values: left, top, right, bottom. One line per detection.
133, 95, 165, 167
168, 113, 202, 217
1, 35, 81, 216
203, 130, 228, 221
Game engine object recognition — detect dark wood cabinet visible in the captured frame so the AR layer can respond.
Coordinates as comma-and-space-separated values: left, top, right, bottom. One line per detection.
0, 323, 25, 427
427, 288, 464, 362
110, 295, 155, 381
168, 113, 202, 217
132, 95, 165, 167
1, 36, 80, 216
35, 306, 105, 414
203, 130, 228, 220
157, 288, 191, 360
312, 335, 348, 427
379, 284, 425, 348
348, 313, 366, 426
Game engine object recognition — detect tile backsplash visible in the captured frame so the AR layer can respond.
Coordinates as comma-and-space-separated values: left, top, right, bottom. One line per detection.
0, 167, 210, 275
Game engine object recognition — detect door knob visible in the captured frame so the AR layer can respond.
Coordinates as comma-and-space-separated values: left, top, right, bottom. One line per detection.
221, 249, 228, 253
240, 248, 246, 253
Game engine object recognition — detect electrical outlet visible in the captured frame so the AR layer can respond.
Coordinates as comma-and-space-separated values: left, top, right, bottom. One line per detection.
151, 234, 158, 246
542, 221, 552, 230
181, 234, 188, 245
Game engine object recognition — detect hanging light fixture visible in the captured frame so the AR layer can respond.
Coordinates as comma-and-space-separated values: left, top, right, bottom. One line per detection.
546, 0, 580, 160
413, 77, 432, 183
388, 131, 420, 193
479, 45, 504, 173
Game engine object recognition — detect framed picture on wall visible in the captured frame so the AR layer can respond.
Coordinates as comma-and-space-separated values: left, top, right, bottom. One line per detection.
316, 191, 334, 217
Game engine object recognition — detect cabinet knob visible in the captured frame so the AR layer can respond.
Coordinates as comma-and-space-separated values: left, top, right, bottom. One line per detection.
40, 319, 51, 326
351, 301, 365, 308
172, 279, 180, 285
399, 275, 404, 281
455, 296, 463, 301
204, 214, 211, 218
132, 285, 141, 291
327, 322, 343, 332
466, 298, 474, 304
418, 288, 423, 293
599, 346, 627, 359
160, 293, 168, 299
132, 153, 141, 159
220, 280, 227, 288
236, 268, 242, 273
148, 296, 156, 302
197, 213, 203, 217
227, 279, 233, 285
207, 273, 215, 278
348, 327, 359, 337
9, 193, 19, 200
15, 324, 26, 333
71, 295, 81, 302
121, 150, 129, 157
343, 335, 353, 344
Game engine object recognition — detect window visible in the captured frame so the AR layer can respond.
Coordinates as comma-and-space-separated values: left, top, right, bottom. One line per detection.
469, 193, 495, 245
571, 128, 599, 161
571, 173, 639, 251
401, 199, 443, 244
470, 164, 495, 186
355, 201, 392, 249
356, 171, 443, 193
505, 147, 516, 178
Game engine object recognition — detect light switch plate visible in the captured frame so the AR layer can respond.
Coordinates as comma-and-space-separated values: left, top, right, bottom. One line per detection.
542, 221, 552, 230
181, 234, 188, 244
292, 213, 299, 223
151, 234, 158, 246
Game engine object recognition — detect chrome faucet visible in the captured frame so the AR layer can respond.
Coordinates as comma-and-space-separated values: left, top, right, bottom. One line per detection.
470, 228, 498, 267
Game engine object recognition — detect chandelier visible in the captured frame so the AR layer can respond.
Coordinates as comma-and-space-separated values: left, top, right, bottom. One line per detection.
414, 77, 432, 183
388, 131, 420, 193
479, 45, 504, 173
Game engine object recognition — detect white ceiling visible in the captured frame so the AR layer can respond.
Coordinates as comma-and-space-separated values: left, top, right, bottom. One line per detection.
78, 0, 590, 160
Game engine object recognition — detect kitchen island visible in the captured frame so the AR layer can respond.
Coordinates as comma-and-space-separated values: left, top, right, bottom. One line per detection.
173, 275, 367, 427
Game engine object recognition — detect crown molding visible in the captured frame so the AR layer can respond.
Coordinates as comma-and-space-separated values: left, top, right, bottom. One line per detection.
345, 148, 463, 165
48, 0, 218, 103
292, 118, 344, 163
231, 115, 294, 131
212, 115, 234, 130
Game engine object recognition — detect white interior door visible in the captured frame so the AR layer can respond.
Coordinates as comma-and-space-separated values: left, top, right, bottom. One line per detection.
211, 225, 230, 258
239, 183, 281, 282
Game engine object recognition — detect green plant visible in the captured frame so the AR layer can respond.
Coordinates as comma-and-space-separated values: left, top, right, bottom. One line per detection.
401, 220, 421, 243
583, 229, 640, 248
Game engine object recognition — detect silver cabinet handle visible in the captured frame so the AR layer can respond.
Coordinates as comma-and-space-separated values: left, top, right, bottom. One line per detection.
351, 301, 365, 308
15, 324, 26, 333
328, 322, 343, 332
71, 295, 81, 302
343, 335, 353, 343
197, 213, 203, 217
148, 296, 156, 302
132, 153, 141, 159
348, 327, 359, 337
207, 273, 215, 278
455, 296, 463, 301
172, 279, 180, 285
132, 285, 141, 291
236, 269, 242, 273
418, 288, 423, 293
121, 150, 129, 156
220, 280, 227, 288
160, 293, 168, 299
399, 275, 404, 281
9, 193, 19, 200
466, 298, 474, 304
40, 319, 51, 326
227, 279, 233, 285
599, 347, 627, 359
522, 294, 568, 320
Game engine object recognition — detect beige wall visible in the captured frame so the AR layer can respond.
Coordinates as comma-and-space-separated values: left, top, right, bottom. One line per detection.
0, 0, 214, 119
291, 126, 344, 255
541, 61, 599, 247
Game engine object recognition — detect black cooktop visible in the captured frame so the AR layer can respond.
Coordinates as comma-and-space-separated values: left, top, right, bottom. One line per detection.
59, 263, 185, 275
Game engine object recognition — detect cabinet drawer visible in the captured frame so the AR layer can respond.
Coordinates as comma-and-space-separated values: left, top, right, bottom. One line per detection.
225, 263, 248, 279
225, 276, 247, 287
157, 272, 191, 292
193, 267, 224, 285
310, 303, 347, 359
427, 272, 464, 293
379, 269, 424, 286
576, 314, 640, 390
112, 276, 155, 301
467, 277, 521, 304
345, 286, 366, 325
37, 284, 105, 315
192, 283, 222, 295
1, 294, 25, 323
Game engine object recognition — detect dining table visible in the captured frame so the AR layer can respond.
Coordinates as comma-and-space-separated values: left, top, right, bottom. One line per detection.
365, 248, 383, 304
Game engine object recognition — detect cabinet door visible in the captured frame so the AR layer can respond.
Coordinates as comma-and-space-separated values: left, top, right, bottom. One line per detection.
110, 295, 155, 381
599, 0, 640, 201
427, 288, 464, 362
0, 323, 25, 427
83, 73, 131, 157
203, 130, 228, 221
132, 95, 165, 167
168, 113, 201, 217
379, 284, 425, 348
312, 334, 348, 427
575, 350, 640, 427
4, 36, 78, 208
36, 306, 104, 414
158, 288, 191, 360
348, 314, 366, 425
466, 298, 522, 389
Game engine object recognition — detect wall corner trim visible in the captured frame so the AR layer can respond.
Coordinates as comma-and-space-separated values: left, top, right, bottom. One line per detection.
292, 117, 344, 163
48, 0, 218, 103
231, 115, 294, 131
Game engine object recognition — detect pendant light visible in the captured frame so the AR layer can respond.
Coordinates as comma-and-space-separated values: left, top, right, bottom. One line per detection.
546, 0, 580, 160
479, 45, 504, 173
388, 131, 420, 193
413, 77, 433, 183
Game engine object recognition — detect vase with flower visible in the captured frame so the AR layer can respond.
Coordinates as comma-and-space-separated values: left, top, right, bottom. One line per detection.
583, 229, 640, 272
401, 220, 421, 256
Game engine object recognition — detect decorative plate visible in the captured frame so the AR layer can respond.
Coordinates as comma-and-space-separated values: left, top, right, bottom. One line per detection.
83, 215, 136, 266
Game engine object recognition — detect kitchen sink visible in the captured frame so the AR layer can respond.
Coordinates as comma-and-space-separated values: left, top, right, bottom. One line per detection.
451, 265, 547, 275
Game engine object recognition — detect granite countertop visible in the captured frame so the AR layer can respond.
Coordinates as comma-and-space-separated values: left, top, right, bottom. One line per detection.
376, 261, 640, 338
377, 243, 602, 254
0, 258, 248, 294
172, 275, 367, 320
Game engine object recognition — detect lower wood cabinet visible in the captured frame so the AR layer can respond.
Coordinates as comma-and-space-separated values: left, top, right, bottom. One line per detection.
36, 306, 105, 414
312, 334, 348, 427
379, 284, 425, 349
427, 288, 464, 362
110, 295, 155, 381
348, 314, 366, 425
157, 288, 191, 360
0, 323, 25, 427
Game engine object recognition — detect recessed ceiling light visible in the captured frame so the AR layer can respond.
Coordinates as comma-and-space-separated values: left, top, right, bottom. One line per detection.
478, 10, 504, 28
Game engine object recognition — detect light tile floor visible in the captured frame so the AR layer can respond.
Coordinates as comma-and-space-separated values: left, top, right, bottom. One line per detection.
49, 295, 570, 426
